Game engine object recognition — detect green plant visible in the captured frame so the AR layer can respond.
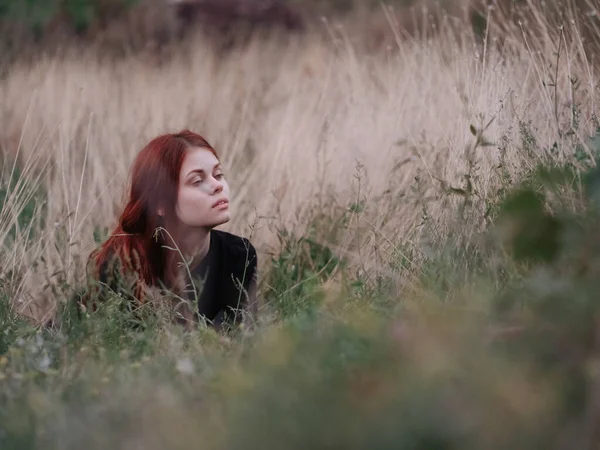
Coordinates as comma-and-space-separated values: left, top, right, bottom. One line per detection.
264, 217, 344, 319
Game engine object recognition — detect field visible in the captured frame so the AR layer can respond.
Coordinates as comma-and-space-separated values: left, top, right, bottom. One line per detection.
2, 0, 600, 448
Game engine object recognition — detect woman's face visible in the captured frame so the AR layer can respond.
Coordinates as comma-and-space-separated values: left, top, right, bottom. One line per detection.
175, 146, 231, 229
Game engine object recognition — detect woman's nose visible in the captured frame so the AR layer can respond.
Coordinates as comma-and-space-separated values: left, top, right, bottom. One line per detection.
211, 177, 223, 193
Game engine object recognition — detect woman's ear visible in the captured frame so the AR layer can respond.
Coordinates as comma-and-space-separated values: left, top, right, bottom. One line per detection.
157, 208, 164, 217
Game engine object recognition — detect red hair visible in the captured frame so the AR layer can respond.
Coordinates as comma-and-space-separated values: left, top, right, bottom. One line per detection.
88, 129, 217, 302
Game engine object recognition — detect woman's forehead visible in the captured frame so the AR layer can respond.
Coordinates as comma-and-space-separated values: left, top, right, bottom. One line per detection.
181, 147, 219, 172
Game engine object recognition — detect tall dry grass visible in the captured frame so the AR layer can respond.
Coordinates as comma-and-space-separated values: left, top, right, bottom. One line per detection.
0, 2, 598, 323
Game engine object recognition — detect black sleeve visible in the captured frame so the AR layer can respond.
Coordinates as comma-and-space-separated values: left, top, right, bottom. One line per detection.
241, 238, 258, 289
219, 233, 258, 325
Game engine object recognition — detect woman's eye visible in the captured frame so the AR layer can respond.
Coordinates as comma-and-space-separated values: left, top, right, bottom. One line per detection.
192, 178, 202, 185
215, 173, 225, 180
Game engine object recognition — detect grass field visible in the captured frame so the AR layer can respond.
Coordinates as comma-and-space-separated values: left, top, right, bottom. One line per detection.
1, 1, 600, 448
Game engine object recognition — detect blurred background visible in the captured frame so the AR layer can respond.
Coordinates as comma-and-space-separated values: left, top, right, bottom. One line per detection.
1, 0, 597, 62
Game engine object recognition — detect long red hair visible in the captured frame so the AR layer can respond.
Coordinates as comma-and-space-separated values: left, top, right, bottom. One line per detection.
89, 129, 217, 302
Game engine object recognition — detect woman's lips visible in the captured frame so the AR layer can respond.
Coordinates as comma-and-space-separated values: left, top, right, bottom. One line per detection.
212, 199, 229, 209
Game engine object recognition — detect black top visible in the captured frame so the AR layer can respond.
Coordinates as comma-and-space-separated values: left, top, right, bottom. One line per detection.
95, 229, 258, 329
187, 229, 258, 326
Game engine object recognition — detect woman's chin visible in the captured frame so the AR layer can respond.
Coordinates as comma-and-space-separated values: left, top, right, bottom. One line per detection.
212, 212, 231, 227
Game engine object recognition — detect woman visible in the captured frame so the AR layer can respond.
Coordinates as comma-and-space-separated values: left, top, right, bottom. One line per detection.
84, 129, 258, 332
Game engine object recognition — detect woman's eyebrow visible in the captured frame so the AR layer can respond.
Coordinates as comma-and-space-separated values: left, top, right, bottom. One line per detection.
187, 169, 205, 177
187, 164, 222, 178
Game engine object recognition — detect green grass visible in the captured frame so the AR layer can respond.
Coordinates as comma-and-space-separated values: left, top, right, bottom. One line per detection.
1, 124, 600, 448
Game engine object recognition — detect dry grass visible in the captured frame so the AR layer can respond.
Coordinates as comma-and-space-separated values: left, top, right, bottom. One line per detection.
0, 1, 598, 323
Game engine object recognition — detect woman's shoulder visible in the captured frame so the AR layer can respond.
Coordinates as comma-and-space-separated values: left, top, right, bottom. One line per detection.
212, 229, 257, 265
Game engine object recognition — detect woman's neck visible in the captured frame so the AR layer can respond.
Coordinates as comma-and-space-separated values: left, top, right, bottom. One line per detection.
179, 228, 211, 266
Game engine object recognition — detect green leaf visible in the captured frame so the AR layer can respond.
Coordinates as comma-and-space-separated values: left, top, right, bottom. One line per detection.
348, 202, 364, 214
499, 189, 545, 218
497, 189, 562, 264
